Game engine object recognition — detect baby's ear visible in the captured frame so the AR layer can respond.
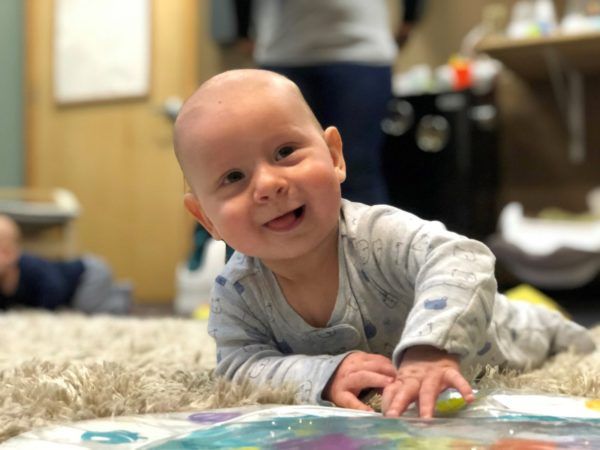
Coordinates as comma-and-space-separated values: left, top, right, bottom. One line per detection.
324, 126, 346, 183
183, 193, 222, 240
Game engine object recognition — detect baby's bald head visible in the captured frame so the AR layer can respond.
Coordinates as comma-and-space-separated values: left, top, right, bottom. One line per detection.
0, 214, 20, 246
173, 69, 322, 187
0, 214, 21, 274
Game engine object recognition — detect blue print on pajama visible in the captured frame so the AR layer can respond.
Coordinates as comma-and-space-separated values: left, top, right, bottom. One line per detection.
277, 340, 294, 354
477, 342, 492, 356
364, 321, 377, 339
233, 281, 244, 294
424, 297, 448, 310
215, 275, 227, 286
245, 327, 266, 340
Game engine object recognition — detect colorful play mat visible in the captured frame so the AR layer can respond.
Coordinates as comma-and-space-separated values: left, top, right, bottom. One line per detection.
2, 391, 600, 449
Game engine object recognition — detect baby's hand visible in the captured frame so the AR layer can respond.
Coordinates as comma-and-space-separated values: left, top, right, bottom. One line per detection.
381, 345, 474, 419
323, 352, 396, 411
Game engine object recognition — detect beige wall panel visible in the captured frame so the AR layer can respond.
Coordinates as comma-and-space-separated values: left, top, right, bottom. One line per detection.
26, 0, 199, 302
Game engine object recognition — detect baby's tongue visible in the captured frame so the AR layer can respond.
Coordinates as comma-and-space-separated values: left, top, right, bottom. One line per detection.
266, 211, 296, 231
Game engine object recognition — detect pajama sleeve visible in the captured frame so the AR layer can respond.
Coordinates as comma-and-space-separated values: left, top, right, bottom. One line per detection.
353, 206, 498, 366
208, 279, 351, 405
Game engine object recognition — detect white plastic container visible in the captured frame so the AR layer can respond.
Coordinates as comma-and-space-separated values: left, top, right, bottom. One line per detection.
174, 238, 226, 316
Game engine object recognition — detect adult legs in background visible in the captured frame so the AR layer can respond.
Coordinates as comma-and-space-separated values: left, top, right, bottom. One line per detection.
263, 64, 392, 205
71, 255, 132, 314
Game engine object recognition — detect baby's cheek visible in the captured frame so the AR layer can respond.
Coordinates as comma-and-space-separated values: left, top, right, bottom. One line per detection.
211, 204, 248, 238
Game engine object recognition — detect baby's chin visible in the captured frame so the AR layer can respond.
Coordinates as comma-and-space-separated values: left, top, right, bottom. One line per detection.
236, 242, 315, 263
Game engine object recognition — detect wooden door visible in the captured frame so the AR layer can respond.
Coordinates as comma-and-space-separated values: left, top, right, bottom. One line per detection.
25, 0, 199, 302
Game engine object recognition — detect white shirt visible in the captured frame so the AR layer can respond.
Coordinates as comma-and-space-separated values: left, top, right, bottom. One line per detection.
253, 0, 398, 66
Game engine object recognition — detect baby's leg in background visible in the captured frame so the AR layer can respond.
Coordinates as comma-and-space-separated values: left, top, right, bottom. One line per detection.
71, 255, 131, 314
484, 294, 595, 371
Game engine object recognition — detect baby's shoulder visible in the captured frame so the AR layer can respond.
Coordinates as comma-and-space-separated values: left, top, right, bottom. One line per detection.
213, 252, 266, 296
340, 199, 423, 239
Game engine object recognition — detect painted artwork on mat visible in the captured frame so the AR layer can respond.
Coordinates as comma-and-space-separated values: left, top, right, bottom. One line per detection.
2, 392, 600, 449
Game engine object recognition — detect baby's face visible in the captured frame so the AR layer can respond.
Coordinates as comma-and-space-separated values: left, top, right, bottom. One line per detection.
0, 219, 19, 275
0, 241, 16, 275
177, 73, 346, 263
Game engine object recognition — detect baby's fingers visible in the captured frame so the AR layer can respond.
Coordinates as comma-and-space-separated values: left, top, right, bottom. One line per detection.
359, 359, 397, 379
444, 370, 475, 403
417, 376, 442, 419
335, 391, 374, 412
333, 371, 394, 411
332, 372, 394, 410
418, 370, 474, 418
342, 371, 394, 396
382, 378, 419, 418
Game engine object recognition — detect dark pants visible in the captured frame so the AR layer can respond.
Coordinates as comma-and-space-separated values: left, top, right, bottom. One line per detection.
262, 63, 392, 205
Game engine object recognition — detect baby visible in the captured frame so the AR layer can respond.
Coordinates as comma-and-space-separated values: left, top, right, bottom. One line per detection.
0, 214, 130, 314
173, 69, 595, 418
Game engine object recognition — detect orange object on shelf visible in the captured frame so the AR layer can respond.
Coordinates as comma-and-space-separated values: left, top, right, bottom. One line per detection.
449, 55, 473, 90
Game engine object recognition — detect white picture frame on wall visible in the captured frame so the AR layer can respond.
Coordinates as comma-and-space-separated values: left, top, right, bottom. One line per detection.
53, 0, 151, 104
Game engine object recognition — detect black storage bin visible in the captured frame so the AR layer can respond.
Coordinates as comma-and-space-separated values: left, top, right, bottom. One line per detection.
381, 89, 499, 240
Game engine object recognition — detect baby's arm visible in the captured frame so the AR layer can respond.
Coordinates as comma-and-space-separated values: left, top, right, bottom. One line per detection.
382, 345, 474, 418
209, 282, 355, 404
348, 206, 496, 416
385, 222, 492, 418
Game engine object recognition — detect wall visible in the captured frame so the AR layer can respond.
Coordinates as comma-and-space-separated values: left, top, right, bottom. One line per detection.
0, 0, 23, 187
25, 1, 199, 301
397, 0, 494, 70
197, 0, 254, 83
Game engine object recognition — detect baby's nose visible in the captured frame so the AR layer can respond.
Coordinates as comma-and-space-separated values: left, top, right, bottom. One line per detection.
253, 165, 288, 202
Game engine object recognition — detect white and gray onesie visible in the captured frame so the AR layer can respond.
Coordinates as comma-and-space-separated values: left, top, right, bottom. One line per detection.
207, 200, 595, 404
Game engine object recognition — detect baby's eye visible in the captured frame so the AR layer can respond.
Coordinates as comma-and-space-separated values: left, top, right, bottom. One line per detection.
223, 170, 244, 185
275, 146, 295, 161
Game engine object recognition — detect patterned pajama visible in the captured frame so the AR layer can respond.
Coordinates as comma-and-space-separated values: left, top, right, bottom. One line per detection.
208, 200, 595, 404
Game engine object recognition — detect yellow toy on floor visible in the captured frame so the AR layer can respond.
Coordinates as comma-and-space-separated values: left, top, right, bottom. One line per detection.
504, 284, 570, 318
193, 303, 211, 321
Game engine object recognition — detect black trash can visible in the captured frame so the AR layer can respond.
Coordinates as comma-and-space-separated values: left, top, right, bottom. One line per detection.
381, 89, 499, 240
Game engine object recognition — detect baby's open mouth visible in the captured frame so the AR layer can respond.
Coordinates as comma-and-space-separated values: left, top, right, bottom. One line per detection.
293, 206, 304, 218
265, 205, 305, 231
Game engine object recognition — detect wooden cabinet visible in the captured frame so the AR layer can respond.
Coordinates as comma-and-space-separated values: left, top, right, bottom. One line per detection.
478, 32, 600, 164
477, 32, 600, 79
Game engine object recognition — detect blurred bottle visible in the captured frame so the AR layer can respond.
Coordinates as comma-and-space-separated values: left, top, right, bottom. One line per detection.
507, 0, 539, 38
534, 0, 558, 35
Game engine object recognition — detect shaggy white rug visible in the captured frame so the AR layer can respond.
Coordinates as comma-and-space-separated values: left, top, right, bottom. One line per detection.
0, 311, 598, 443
